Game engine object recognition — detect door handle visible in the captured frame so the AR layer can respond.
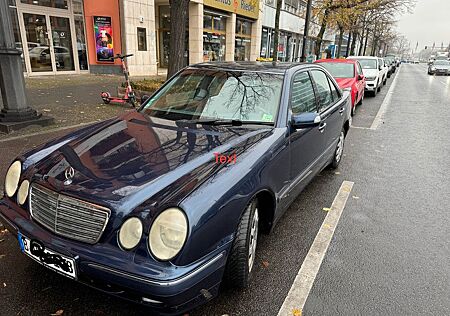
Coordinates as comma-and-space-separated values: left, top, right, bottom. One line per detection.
339, 108, 345, 115
318, 122, 327, 132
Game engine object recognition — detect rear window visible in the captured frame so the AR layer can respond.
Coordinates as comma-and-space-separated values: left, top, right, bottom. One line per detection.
319, 62, 354, 78
356, 59, 377, 69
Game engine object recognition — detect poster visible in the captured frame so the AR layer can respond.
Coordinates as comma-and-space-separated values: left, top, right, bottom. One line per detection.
94, 16, 114, 62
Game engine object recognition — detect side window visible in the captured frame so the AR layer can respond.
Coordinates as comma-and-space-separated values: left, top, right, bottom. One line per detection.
356, 62, 363, 75
328, 77, 340, 102
291, 72, 317, 114
310, 70, 333, 112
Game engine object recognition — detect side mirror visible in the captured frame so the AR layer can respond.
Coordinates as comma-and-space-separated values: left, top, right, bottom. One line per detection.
291, 112, 321, 129
141, 94, 150, 104
358, 74, 364, 81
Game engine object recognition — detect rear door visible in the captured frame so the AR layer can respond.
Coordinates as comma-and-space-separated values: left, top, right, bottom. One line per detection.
356, 61, 365, 99
310, 70, 346, 163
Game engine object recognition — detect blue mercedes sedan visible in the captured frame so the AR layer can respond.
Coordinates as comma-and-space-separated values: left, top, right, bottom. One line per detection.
0, 62, 351, 315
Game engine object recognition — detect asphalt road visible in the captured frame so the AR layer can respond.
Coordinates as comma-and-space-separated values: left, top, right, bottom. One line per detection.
0, 64, 448, 315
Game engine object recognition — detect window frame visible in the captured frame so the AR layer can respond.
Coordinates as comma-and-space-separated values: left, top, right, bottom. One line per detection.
289, 70, 319, 115
137, 27, 147, 51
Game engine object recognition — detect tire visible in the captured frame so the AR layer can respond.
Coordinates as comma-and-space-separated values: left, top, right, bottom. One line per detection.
224, 200, 259, 289
330, 128, 345, 169
377, 81, 381, 92
351, 104, 355, 117
372, 88, 377, 97
383, 77, 387, 85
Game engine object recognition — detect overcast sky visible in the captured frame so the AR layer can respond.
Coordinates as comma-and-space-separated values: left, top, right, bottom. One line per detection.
396, 0, 450, 50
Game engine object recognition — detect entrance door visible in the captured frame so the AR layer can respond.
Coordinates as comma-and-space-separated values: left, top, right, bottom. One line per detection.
50, 16, 75, 71
22, 12, 75, 74
23, 13, 53, 72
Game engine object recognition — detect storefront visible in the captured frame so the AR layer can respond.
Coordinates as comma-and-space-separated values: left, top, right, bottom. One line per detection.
260, 26, 300, 62
235, 18, 252, 61
8, 0, 89, 75
202, 11, 227, 62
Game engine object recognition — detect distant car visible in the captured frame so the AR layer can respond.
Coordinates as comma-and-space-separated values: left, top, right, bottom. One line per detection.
315, 58, 365, 116
28, 46, 72, 69
428, 60, 450, 75
347, 56, 383, 96
0, 62, 351, 315
413, 59, 420, 64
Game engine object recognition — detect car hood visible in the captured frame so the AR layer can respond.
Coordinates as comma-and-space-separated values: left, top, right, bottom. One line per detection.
335, 78, 356, 89
362, 69, 378, 77
23, 111, 272, 216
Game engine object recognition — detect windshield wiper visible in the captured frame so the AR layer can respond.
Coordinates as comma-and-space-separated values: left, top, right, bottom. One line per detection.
177, 119, 274, 126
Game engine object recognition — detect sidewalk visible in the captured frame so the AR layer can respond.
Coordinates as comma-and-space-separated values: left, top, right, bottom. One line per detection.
0, 73, 165, 140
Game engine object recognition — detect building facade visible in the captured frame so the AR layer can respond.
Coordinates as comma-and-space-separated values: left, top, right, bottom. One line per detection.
8, 0, 335, 77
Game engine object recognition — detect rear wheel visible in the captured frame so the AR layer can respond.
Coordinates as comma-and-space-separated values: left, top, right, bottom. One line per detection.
330, 129, 345, 169
224, 200, 259, 288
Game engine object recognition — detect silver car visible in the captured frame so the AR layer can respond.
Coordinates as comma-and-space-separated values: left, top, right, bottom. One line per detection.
428, 60, 450, 75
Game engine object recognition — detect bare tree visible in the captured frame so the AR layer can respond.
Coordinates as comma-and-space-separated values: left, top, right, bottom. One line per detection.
167, 0, 189, 79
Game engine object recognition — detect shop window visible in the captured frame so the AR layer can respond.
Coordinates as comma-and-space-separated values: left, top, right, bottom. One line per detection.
203, 13, 227, 62
203, 16, 212, 30
235, 18, 252, 61
137, 28, 147, 51
20, 0, 68, 9
72, 0, 83, 15
74, 15, 88, 70
159, 6, 171, 29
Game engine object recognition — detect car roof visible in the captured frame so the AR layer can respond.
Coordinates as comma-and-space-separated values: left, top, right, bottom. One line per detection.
316, 58, 358, 64
347, 56, 379, 60
189, 61, 317, 74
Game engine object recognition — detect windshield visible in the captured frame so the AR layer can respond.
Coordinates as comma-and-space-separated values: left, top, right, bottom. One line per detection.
141, 69, 283, 124
319, 62, 354, 78
434, 60, 449, 65
356, 59, 378, 69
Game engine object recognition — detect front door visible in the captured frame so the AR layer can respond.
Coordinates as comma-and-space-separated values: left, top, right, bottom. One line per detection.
22, 12, 76, 74
285, 71, 323, 203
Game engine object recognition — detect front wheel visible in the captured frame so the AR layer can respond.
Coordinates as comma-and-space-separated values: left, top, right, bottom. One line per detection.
224, 200, 259, 288
330, 129, 345, 169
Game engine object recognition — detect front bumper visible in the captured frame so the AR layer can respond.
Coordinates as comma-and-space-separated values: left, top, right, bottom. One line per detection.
365, 80, 378, 91
0, 199, 228, 315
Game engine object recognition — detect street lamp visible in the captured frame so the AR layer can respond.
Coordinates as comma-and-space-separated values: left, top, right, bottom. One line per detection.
0, 1, 53, 133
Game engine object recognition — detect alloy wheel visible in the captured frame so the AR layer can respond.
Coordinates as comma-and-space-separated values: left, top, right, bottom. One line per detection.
335, 132, 345, 163
248, 208, 259, 272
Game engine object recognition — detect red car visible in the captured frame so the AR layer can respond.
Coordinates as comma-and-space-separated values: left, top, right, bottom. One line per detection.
315, 59, 365, 116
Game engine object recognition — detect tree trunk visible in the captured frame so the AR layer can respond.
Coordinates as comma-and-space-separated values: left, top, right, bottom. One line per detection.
350, 31, 357, 56
167, 0, 189, 79
358, 28, 365, 56
272, 0, 283, 61
336, 26, 344, 58
345, 30, 352, 57
314, 4, 331, 59
363, 33, 369, 56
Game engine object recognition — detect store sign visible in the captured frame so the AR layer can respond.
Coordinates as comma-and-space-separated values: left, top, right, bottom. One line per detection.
204, 0, 259, 20
93, 16, 114, 62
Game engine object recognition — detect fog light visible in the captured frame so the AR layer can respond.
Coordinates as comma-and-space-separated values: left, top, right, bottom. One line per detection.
17, 180, 30, 205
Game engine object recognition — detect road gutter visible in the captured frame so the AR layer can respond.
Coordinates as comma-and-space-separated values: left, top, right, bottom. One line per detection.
277, 181, 354, 316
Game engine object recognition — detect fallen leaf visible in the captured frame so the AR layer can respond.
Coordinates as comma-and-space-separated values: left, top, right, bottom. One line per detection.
335, 172, 341, 175
292, 308, 302, 316
0, 254, 6, 259
0, 228, 8, 235
0, 239, 4, 243
262, 261, 269, 268
80, 111, 85, 114
323, 224, 332, 229
43, 109, 51, 112
352, 196, 360, 199
50, 310, 64, 316
3, 283, 6, 287
322, 207, 331, 212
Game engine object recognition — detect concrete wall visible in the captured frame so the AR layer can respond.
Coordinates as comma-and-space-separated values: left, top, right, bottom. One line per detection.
122, 0, 158, 75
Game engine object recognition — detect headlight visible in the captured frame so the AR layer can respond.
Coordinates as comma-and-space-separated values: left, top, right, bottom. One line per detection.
149, 208, 188, 261
118, 217, 143, 250
5, 161, 21, 197
17, 180, 30, 205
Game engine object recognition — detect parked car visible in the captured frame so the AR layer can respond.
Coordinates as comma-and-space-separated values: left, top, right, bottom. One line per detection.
378, 58, 389, 85
315, 58, 365, 116
428, 60, 450, 75
0, 62, 351, 315
347, 56, 383, 96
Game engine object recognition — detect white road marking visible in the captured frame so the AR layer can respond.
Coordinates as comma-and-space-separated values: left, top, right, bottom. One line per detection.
277, 181, 354, 316
350, 126, 372, 130
0, 121, 97, 143
370, 66, 401, 130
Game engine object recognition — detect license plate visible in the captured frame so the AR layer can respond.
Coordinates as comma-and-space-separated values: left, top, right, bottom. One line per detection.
18, 232, 77, 279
